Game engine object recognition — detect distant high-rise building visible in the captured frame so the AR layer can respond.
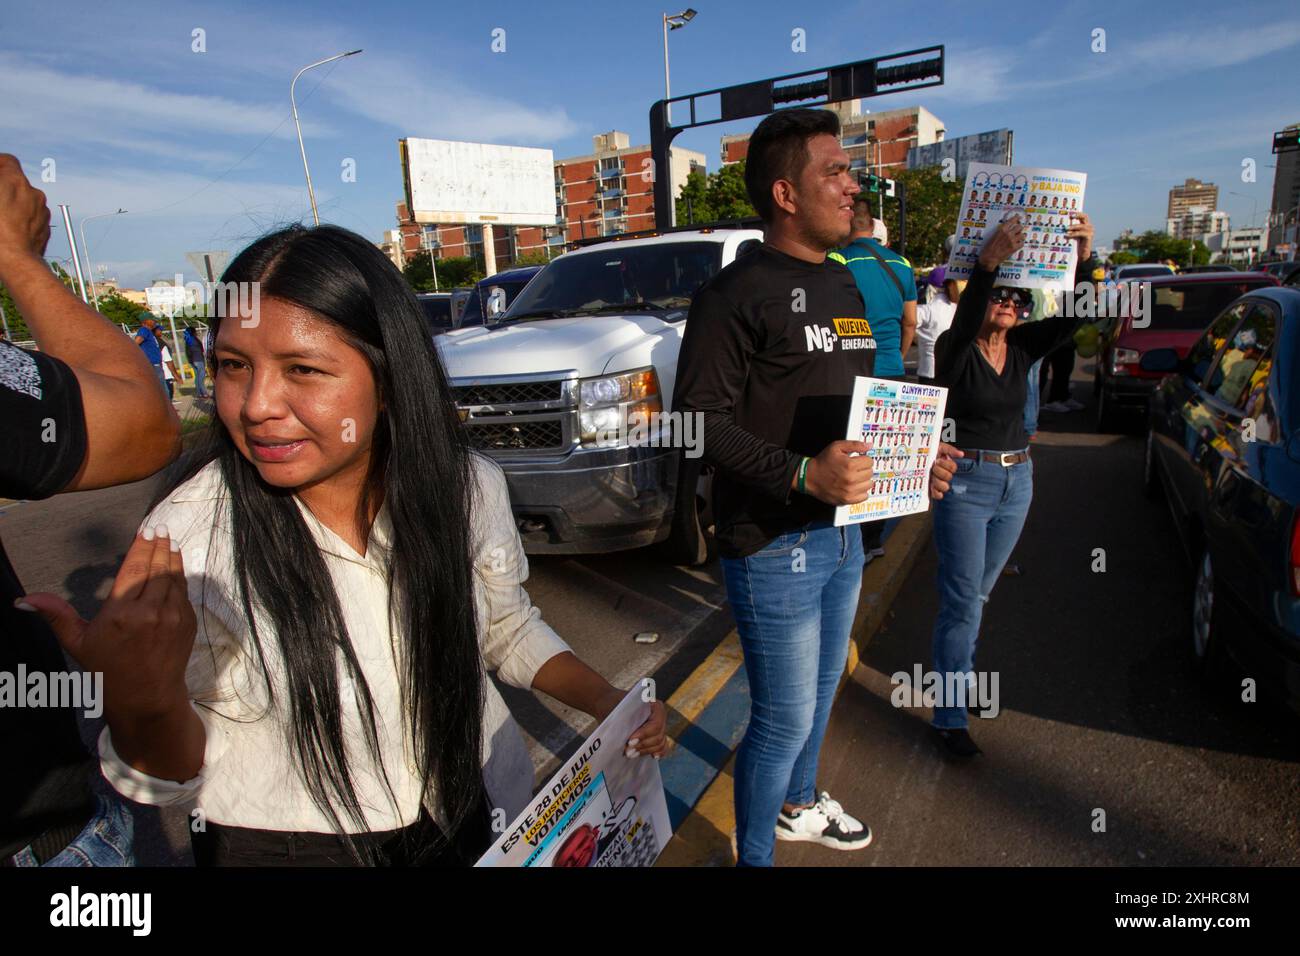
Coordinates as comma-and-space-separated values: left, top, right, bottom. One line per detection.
1167, 206, 1229, 241
1167, 178, 1219, 221
1267, 122, 1300, 256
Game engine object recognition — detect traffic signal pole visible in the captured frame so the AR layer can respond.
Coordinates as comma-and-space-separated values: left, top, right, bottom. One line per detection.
649, 47, 944, 231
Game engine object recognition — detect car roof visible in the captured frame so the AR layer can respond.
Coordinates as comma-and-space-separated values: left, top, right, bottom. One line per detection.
479, 266, 543, 284
1137, 272, 1276, 287
562, 228, 763, 257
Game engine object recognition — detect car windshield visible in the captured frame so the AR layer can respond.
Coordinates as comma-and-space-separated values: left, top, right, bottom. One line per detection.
501, 242, 723, 321
1145, 280, 1272, 331
460, 276, 534, 328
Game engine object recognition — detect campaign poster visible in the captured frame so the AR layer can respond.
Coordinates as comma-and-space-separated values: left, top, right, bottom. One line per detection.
946, 162, 1088, 291
834, 376, 948, 526
475, 685, 671, 868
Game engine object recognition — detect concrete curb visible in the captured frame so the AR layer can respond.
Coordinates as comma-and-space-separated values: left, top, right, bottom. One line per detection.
656, 511, 933, 866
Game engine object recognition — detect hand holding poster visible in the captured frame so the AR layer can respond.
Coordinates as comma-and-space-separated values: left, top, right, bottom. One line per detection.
834, 376, 948, 527
945, 162, 1088, 291
475, 684, 671, 867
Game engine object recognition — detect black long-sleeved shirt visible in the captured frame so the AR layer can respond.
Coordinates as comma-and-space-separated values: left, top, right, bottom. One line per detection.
674, 243, 875, 558
934, 254, 1098, 451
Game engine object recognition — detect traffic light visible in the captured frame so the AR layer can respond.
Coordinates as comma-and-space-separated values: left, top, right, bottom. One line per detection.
858, 173, 896, 197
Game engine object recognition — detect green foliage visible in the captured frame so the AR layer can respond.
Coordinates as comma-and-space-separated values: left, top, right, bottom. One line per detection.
510, 250, 555, 268
877, 166, 966, 267
0, 283, 26, 340
676, 162, 756, 224
403, 251, 484, 291
1109, 250, 1139, 266
96, 292, 153, 330
1114, 230, 1210, 266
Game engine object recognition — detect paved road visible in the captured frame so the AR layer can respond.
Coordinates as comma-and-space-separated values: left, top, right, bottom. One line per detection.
776, 389, 1300, 866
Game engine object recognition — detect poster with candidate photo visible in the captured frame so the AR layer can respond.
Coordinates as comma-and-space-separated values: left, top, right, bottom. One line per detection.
475, 685, 671, 868
834, 376, 948, 527
945, 162, 1088, 291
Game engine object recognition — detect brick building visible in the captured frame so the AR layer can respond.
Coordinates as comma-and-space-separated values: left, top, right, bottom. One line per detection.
394, 132, 705, 276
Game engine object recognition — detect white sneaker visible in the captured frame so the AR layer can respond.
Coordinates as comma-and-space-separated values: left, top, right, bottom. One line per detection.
1040, 401, 1071, 413
775, 792, 873, 850
1062, 398, 1086, 411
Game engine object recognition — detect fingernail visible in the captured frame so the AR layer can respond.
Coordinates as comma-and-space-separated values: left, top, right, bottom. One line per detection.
627, 738, 640, 747
142, 526, 156, 541
14, 599, 36, 612
154, 523, 169, 538
169, 537, 181, 553
624, 747, 638, 758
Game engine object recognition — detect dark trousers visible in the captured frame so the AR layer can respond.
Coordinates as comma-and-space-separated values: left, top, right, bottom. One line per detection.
1039, 342, 1076, 403
191, 802, 493, 867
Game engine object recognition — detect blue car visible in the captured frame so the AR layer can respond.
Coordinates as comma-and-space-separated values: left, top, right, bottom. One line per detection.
1141, 286, 1300, 713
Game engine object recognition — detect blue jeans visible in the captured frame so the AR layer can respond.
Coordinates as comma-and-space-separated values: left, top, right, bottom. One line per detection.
930, 454, 1033, 730
1024, 358, 1043, 436
9, 795, 135, 867
193, 360, 208, 397
721, 521, 865, 867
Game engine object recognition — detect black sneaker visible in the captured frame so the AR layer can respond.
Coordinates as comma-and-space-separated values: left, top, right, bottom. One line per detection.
775, 792, 873, 850
933, 727, 982, 757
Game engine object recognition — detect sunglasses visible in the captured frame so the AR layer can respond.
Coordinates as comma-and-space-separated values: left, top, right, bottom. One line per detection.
988, 288, 1030, 308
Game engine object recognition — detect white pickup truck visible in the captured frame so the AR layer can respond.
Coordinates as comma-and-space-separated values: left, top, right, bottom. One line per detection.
436, 227, 764, 563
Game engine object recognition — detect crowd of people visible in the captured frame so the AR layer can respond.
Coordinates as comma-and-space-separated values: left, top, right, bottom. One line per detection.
3, 103, 1096, 870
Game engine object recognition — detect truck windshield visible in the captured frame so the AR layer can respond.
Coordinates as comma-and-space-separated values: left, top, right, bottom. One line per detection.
502, 242, 723, 321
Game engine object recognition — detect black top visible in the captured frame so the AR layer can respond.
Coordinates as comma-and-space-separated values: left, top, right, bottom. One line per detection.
0, 341, 94, 858
675, 243, 876, 558
935, 258, 1095, 451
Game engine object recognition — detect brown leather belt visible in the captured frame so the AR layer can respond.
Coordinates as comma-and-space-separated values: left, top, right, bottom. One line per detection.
960, 449, 1030, 466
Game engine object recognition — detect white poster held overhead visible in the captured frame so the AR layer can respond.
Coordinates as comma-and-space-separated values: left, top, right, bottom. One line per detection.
475, 685, 671, 868
834, 377, 948, 527
945, 163, 1088, 291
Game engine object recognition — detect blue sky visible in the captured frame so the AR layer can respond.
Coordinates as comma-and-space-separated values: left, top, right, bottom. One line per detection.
3, 0, 1297, 288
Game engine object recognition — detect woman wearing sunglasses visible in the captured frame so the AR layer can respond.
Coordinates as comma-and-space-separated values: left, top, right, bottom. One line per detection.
929, 213, 1096, 756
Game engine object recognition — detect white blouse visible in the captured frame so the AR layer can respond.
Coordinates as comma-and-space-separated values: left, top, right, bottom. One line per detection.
99, 454, 569, 834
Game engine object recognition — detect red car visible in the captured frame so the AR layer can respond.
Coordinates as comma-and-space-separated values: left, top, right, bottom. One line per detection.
1094, 272, 1278, 431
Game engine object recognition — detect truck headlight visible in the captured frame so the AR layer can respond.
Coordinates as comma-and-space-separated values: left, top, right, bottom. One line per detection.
578, 368, 662, 446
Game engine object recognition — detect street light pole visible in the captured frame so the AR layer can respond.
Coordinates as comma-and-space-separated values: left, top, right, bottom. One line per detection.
79, 208, 127, 309
661, 8, 697, 217
58, 205, 89, 303
291, 49, 363, 226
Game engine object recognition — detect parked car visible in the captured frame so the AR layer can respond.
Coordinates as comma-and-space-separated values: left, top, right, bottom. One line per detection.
456, 266, 543, 329
1141, 286, 1300, 713
450, 287, 474, 325
1180, 264, 1238, 274
1256, 261, 1299, 282
436, 228, 763, 562
416, 292, 454, 335
1113, 263, 1177, 282
1094, 273, 1277, 431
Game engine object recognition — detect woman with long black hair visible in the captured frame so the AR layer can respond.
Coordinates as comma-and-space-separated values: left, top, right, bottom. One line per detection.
85, 224, 667, 865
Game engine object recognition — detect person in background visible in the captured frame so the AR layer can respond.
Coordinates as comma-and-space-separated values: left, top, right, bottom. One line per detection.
1021, 287, 1061, 438
0, 153, 181, 867
929, 212, 1096, 757
132, 315, 166, 391
915, 266, 963, 385
154, 329, 179, 402
183, 325, 209, 399
829, 196, 918, 563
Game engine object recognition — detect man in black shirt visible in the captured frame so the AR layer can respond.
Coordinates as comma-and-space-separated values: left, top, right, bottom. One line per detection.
675, 110, 958, 866
0, 155, 180, 865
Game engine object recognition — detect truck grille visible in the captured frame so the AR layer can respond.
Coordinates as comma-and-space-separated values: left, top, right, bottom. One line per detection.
465, 420, 565, 452
453, 381, 563, 406
452, 374, 576, 455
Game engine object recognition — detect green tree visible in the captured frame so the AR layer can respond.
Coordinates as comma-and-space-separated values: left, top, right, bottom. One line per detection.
877, 166, 966, 267
403, 251, 485, 291
96, 292, 154, 330
1114, 230, 1210, 267
510, 250, 555, 268
675, 162, 756, 225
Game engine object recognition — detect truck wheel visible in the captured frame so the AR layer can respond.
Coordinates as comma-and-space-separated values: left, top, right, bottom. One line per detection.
662, 456, 709, 566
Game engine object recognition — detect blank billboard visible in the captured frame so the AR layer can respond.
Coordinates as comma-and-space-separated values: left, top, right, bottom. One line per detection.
401, 138, 556, 226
